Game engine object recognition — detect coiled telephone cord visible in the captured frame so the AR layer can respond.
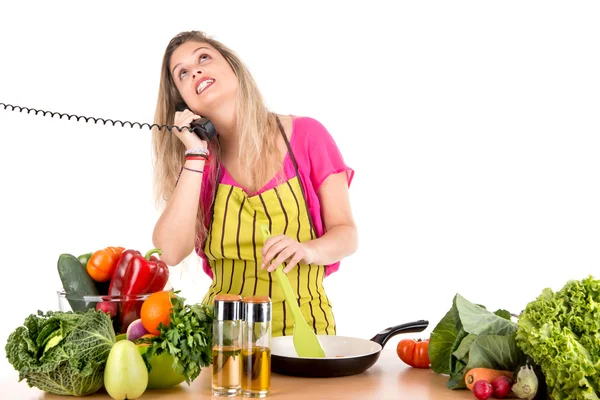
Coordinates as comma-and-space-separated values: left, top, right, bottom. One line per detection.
0, 102, 194, 134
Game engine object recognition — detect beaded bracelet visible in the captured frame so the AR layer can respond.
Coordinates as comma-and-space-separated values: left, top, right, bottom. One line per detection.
185, 147, 209, 157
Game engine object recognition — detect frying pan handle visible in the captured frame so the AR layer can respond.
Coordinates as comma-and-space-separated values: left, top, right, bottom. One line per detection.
370, 320, 429, 348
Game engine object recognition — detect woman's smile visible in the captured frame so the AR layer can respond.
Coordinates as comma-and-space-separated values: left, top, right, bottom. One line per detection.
195, 77, 215, 95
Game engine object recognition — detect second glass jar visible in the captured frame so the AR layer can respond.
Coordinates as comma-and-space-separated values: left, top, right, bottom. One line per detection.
241, 296, 272, 398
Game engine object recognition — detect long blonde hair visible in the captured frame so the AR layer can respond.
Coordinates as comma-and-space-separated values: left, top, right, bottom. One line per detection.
152, 31, 280, 250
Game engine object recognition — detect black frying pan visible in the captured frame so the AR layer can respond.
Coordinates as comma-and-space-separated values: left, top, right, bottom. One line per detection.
270, 320, 429, 378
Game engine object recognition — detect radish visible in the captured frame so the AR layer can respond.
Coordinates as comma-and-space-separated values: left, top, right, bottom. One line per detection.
126, 318, 149, 341
492, 375, 512, 398
473, 380, 493, 400
96, 301, 117, 318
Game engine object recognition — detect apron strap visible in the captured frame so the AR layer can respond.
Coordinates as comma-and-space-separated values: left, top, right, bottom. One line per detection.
275, 114, 318, 239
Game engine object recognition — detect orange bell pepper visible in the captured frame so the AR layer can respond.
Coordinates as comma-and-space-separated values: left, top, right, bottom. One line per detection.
86, 246, 125, 282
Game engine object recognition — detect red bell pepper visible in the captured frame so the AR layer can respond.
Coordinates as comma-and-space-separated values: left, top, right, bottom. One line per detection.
108, 249, 141, 296
120, 248, 169, 296
120, 248, 169, 331
96, 248, 169, 332
95, 249, 141, 319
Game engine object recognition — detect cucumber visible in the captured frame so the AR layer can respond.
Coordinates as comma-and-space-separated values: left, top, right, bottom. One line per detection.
57, 253, 99, 312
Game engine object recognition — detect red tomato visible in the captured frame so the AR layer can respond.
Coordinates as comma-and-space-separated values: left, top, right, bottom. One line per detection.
396, 338, 430, 368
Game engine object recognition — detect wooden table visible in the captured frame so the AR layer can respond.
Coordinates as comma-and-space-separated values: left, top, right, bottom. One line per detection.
0, 349, 475, 400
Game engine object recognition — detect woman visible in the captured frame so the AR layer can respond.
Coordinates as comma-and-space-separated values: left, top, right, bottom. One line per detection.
151, 31, 357, 337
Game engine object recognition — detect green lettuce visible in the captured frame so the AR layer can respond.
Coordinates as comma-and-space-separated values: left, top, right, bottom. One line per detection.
515, 276, 600, 400
429, 294, 526, 389
5, 308, 116, 396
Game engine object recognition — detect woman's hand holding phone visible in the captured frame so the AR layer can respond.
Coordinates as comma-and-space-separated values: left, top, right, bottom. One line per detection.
173, 109, 208, 150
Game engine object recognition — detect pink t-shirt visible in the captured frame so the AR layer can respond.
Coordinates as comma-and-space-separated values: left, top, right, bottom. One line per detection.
196, 116, 354, 278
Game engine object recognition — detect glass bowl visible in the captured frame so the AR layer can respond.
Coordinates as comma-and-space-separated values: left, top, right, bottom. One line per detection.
57, 290, 151, 334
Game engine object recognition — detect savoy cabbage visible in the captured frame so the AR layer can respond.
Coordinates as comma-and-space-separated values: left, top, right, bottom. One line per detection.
5, 308, 115, 396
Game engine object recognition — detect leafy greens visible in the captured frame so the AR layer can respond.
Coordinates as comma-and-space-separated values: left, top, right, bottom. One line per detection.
515, 275, 600, 400
5, 308, 115, 396
429, 294, 526, 389
141, 294, 214, 384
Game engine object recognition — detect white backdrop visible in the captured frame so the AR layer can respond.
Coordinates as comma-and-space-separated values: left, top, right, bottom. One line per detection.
1, 0, 599, 383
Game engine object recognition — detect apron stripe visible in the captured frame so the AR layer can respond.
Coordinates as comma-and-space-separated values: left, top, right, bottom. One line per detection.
274, 187, 290, 336
274, 187, 289, 233
286, 181, 302, 307
206, 199, 216, 259
258, 194, 274, 299
236, 197, 246, 259
291, 180, 332, 335
227, 261, 235, 293
252, 210, 258, 296
315, 265, 330, 334
285, 180, 304, 332
207, 264, 217, 295
220, 186, 234, 256
206, 226, 217, 294
220, 186, 234, 294
219, 259, 225, 293
286, 181, 302, 246
306, 265, 317, 332
286, 181, 317, 332
236, 197, 247, 295
208, 259, 221, 300
285, 181, 303, 308
282, 299, 287, 335
228, 196, 245, 293
238, 260, 247, 296
205, 186, 220, 299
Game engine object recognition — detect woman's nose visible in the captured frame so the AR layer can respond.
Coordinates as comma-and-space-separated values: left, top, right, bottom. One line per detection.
192, 70, 202, 79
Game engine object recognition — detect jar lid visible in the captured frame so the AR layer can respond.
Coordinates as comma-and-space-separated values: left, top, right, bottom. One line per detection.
242, 296, 271, 303
242, 296, 271, 323
213, 294, 242, 321
215, 294, 242, 302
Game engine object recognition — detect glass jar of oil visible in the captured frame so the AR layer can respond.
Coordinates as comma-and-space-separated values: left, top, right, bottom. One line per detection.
241, 296, 272, 398
212, 294, 243, 397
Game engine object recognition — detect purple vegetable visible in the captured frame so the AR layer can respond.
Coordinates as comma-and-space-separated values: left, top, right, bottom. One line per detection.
126, 318, 148, 341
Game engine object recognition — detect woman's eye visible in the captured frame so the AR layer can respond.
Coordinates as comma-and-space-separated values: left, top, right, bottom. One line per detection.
179, 70, 187, 80
199, 54, 210, 63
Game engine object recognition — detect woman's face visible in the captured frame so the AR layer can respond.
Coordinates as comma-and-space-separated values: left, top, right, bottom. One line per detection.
169, 41, 237, 115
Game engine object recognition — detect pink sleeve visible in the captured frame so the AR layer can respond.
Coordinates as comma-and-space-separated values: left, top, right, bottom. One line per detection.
305, 118, 354, 192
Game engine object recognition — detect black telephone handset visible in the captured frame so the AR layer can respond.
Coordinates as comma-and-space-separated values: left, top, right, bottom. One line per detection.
175, 103, 217, 141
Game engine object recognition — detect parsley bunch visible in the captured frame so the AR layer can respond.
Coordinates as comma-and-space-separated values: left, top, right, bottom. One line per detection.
141, 293, 214, 384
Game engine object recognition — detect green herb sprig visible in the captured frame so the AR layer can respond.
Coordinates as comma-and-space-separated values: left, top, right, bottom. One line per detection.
141, 293, 214, 384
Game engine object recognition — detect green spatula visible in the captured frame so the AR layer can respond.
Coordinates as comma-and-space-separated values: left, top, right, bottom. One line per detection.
260, 225, 326, 358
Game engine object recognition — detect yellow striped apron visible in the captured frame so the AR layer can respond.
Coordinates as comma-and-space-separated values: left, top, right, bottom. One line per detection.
201, 118, 336, 337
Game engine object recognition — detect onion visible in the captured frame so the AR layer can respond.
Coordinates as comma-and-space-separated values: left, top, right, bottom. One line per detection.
126, 319, 148, 341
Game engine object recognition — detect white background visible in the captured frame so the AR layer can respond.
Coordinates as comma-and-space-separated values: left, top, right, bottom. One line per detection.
1, 0, 599, 386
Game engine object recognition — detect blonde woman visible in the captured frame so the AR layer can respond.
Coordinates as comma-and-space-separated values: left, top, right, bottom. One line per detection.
151, 31, 357, 337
